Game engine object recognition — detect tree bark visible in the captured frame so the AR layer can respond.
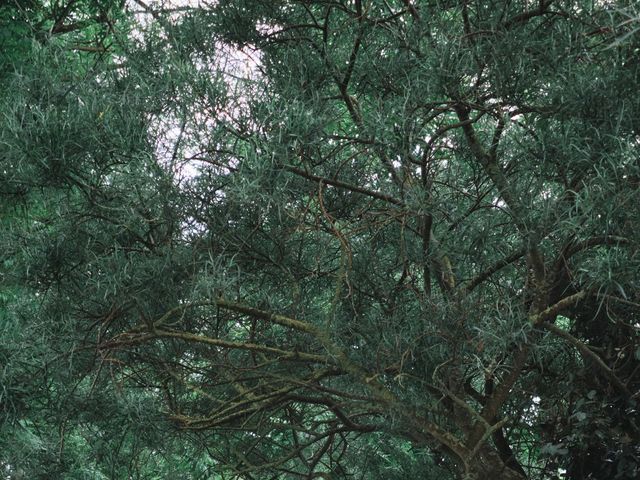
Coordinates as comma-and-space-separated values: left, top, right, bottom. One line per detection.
466, 446, 528, 480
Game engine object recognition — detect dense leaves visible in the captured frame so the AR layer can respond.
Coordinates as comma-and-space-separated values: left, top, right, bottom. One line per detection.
2, 1, 640, 479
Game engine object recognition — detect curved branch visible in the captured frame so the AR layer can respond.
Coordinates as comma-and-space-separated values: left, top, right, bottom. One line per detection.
454, 104, 545, 287
502, 0, 557, 29
541, 321, 631, 397
217, 299, 470, 458
597, 293, 640, 310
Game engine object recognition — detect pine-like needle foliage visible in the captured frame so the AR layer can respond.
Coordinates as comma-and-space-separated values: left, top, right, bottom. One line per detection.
1, 1, 639, 479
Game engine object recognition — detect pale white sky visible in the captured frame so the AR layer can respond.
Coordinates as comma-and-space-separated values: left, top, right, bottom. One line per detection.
126, 0, 262, 180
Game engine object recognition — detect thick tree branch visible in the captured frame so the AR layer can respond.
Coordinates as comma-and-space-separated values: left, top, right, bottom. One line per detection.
529, 290, 587, 325
473, 344, 531, 442
216, 299, 471, 458
541, 321, 631, 396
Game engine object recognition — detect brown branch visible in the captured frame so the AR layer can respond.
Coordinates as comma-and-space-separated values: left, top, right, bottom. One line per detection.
462, 0, 472, 37
597, 293, 640, 310
425, 111, 487, 152
215, 298, 320, 335
343, 1, 363, 89
282, 165, 402, 206
489, 116, 505, 161
286, 394, 377, 433
454, 104, 546, 286
102, 328, 327, 364
453, 104, 527, 233
502, 0, 556, 29
541, 321, 631, 396
154, 329, 330, 364
309, 434, 334, 473
422, 214, 433, 296
131, 0, 173, 32
491, 425, 528, 477
131, 288, 467, 455
447, 185, 492, 232
70, 45, 109, 52
176, 370, 338, 431
52, 0, 78, 30
313, 36, 404, 189
529, 290, 587, 325
51, 21, 92, 35
463, 248, 526, 293
472, 344, 531, 444
218, 300, 470, 458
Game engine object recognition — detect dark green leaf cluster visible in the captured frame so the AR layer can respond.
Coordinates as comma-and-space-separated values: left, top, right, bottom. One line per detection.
2, 1, 640, 479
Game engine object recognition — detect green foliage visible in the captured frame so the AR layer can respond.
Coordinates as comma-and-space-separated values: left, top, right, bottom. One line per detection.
2, 1, 640, 479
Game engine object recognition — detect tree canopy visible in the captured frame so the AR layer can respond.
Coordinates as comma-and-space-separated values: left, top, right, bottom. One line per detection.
1, 1, 640, 479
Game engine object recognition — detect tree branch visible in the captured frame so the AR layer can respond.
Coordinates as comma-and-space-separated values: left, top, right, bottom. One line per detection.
463, 248, 526, 293
502, 0, 556, 29
453, 104, 528, 234
541, 321, 631, 396
154, 329, 330, 364
282, 165, 402, 206
400, 0, 420, 21
529, 290, 587, 325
